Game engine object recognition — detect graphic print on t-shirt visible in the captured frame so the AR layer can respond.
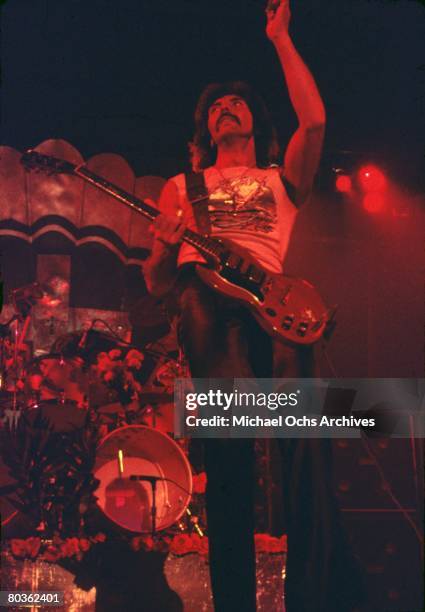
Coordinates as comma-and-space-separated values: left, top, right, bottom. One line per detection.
207, 175, 277, 233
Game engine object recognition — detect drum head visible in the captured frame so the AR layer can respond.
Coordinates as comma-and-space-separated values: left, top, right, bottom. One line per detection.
94, 425, 192, 533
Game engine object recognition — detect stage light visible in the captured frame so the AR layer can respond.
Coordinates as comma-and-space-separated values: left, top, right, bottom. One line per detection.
358, 165, 387, 192
363, 192, 385, 213
335, 175, 352, 193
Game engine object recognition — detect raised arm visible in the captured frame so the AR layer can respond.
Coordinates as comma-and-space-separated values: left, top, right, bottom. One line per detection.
266, 0, 326, 206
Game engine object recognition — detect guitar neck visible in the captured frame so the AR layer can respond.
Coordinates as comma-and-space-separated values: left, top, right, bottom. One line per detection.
75, 165, 222, 260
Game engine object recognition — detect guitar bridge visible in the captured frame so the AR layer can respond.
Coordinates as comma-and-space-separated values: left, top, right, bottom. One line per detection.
246, 265, 266, 285
280, 285, 292, 305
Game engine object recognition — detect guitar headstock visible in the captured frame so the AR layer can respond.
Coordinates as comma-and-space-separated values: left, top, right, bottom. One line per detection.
21, 150, 76, 176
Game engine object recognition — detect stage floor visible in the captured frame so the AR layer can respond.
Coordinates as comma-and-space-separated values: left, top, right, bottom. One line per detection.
1, 549, 285, 611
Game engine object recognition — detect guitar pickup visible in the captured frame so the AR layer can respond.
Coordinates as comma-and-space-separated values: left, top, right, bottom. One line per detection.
247, 265, 266, 284
224, 253, 243, 270
282, 315, 294, 330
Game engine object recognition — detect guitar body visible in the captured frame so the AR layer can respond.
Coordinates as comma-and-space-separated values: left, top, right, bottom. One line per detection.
195, 238, 329, 345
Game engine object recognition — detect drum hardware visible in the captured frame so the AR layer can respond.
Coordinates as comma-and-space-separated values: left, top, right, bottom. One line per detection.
1, 289, 198, 537
1, 402, 23, 429
129, 474, 194, 538
0, 315, 19, 338
0, 283, 46, 430
1, 296, 35, 430
11, 282, 43, 318
75, 318, 131, 357
80, 318, 134, 352
175, 506, 204, 537
130, 474, 161, 537
50, 325, 132, 367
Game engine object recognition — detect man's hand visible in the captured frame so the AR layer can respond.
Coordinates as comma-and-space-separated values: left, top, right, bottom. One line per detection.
265, 0, 325, 206
143, 185, 187, 297
266, 0, 291, 42
150, 212, 186, 249
144, 212, 186, 297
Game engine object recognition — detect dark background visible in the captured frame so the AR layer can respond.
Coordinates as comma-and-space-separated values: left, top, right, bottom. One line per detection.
1, 0, 424, 187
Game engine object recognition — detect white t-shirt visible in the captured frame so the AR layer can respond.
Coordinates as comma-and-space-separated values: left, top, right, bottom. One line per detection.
170, 166, 297, 274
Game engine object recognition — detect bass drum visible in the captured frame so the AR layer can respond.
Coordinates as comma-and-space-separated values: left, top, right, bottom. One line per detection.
94, 425, 192, 534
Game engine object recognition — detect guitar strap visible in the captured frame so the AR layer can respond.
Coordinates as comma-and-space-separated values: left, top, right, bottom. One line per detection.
184, 172, 211, 236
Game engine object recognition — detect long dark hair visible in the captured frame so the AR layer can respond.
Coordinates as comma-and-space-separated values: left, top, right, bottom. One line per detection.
189, 81, 280, 172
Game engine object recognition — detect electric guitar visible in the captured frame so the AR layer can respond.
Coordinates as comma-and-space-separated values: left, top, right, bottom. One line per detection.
21, 150, 335, 345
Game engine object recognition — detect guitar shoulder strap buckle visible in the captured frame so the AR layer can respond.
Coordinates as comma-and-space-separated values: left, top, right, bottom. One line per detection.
184, 171, 211, 236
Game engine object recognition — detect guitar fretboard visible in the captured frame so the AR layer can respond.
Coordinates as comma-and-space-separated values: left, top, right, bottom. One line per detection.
75, 165, 224, 261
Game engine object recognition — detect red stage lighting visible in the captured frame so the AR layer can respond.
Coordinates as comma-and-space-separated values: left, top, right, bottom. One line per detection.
358, 165, 387, 192
335, 175, 352, 193
363, 192, 385, 213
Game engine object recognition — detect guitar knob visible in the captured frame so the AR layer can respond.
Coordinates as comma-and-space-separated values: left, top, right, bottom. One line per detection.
282, 315, 294, 330
296, 322, 309, 337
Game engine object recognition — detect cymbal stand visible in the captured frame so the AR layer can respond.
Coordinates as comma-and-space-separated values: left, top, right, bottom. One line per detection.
0, 317, 16, 393
2, 313, 32, 429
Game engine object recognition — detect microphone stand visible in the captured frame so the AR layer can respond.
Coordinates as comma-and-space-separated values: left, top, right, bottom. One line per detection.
130, 475, 163, 537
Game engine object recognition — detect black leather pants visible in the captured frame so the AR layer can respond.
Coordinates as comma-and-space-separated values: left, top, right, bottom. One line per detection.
176, 267, 364, 612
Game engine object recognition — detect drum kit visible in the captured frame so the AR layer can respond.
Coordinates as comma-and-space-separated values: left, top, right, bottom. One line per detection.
0, 282, 194, 538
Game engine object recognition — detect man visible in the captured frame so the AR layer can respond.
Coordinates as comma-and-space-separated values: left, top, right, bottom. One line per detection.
145, 2, 363, 610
